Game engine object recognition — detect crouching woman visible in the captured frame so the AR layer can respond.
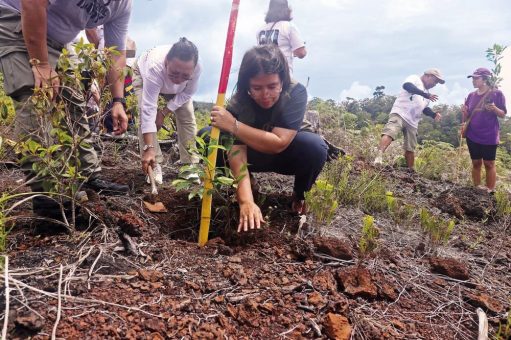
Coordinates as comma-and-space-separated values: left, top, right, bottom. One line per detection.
210, 45, 327, 232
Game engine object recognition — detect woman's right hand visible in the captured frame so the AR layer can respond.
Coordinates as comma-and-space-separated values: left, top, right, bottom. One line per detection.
141, 148, 156, 174
238, 201, 265, 233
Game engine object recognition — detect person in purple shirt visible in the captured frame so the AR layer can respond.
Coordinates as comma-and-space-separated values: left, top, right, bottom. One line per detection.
462, 67, 507, 193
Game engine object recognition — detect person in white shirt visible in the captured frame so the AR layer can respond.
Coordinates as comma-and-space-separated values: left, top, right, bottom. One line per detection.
374, 69, 444, 170
135, 38, 201, 184
256, 0, 306, 75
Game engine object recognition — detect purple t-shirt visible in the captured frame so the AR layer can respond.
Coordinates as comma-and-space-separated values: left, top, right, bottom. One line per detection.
465, 89, 507, 145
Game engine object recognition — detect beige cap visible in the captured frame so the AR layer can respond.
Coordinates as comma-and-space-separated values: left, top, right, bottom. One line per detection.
424, 68, 445, 84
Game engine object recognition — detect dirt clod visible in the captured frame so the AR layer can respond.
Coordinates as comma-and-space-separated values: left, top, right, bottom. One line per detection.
429, 257, 470, 280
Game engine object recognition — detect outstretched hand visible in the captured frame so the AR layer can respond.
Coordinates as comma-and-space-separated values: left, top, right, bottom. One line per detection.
238, 201, 265, 233
428, 93, 439, 102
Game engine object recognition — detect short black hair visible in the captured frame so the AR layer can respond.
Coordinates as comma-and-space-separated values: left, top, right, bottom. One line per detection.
166, 37, 199, 65
264, 0, 292, 23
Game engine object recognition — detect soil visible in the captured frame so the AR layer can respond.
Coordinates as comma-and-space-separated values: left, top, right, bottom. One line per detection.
0, 137, 510, 339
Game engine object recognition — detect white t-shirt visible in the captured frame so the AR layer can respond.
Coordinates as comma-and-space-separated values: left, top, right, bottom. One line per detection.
137, 45, 201, 134
256, 21, 305, 74
390, 74, 431, 128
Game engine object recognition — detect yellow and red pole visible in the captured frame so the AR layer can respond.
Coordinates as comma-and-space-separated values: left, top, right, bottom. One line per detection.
199, 0, 240, 246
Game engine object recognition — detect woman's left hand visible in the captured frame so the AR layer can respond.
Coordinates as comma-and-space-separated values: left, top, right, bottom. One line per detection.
211, 106, 236, 133
485, 102, 498, 113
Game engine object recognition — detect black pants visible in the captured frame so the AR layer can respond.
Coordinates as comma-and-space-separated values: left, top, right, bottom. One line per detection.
198, 127, 328, 199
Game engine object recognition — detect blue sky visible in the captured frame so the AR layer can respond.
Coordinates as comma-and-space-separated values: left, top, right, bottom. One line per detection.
129, 0, 511, 105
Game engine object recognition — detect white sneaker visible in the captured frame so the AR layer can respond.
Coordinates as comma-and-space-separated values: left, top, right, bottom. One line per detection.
373, 151, 383, 166
146, 163, 163, 185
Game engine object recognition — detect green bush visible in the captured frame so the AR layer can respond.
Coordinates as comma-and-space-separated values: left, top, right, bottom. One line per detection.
415, 140, 471, 183
320, 156, 390, 213
0, 72, 15, 126
359, 215, 379, 261
305, 179, 338, 233
420, 208, 455, 249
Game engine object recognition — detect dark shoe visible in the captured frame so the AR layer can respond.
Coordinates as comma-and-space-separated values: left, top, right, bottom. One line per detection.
84, 177, 129, 194
33, 196, 76, 219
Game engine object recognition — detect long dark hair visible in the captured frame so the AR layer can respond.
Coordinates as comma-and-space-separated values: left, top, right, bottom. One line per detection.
264, 0, 292, 23
166, 37, 199, 65
233, 45, 291, 104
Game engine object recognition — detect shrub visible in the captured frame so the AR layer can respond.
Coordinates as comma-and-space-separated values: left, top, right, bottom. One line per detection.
415, 140, 471, 183
320, 156, 389, 214
420, 208, 455, 250
305, 179, 338, 234
359, 215, 379, 261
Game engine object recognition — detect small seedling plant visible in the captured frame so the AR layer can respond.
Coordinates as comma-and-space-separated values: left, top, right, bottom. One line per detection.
419, 208, 455, 253
305, 179, 339, 235
358, 215, 380, 264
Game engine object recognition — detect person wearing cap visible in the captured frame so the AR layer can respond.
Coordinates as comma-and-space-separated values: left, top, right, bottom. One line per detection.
374, 69, 444, 169
256, 0, 306, 75
462, 67, 507, 193
135, 38, 201, 185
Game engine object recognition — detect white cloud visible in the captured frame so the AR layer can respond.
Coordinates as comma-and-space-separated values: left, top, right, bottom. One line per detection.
434, 82, 471, 105
129, 0, 511, 102
339, 81, 372, 100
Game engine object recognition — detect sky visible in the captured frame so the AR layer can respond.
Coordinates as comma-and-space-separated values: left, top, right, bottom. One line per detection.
129, 0, 511, 105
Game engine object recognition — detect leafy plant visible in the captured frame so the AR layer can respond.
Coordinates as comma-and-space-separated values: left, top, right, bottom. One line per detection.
5, 40, 121, 230
305, 179, 339, 234
419, 208, 455, 251
494, 189, 511, 218
385, 191, 416, 226
358, 215, 379, 262
320, 156, 389, 214
0, 72, 15, 126
485, 43, 507, 89
172, 133, 242, 201
496, 308, 511, 340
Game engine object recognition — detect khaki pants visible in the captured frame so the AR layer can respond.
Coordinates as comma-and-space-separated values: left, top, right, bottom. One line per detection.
132, 66, 198, 164
0, 6, 100, 191
382, 113, 418, 152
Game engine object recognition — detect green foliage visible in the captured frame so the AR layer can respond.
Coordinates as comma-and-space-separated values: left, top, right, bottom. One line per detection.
385, 191, 415, 226
496, 307, 511, 340
419, 208, 455, 249
321, 156, 389, 213
485, 43, 507, 89
8, 40, 118, 229
415, 140, 471, 184
0, 72, 15, 125
305, 179, 338, 233
494, 189, 511, 217
358, 215, 379, 260
172, 133, 242, 201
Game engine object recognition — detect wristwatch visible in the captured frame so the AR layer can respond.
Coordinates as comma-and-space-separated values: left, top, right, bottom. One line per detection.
143, 144, 154, 151
112, 97, 126, 105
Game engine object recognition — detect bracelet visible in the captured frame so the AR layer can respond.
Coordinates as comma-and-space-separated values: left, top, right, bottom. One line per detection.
232, 119, 239, 135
